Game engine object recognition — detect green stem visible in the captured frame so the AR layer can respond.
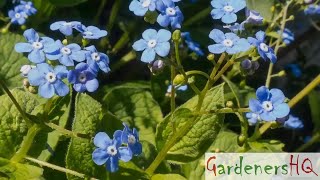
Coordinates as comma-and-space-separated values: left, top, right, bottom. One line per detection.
45, 122, 90, 139
170, 53, 176, 133
0, 79, 32, 127
195, 108, 250, 115
11, 125, 40, 162
94, 0, 107, 24
107, 0, 122, 32
295, 133, 320, 152
185, 70, 210, 79
25, 157, 98, 180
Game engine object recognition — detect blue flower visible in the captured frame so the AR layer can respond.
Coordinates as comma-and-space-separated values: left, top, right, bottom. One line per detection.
156, 0, 184, 29
77, 25, 108, 39
18, 1, 37, 16
27, 63, 69, 98
248, 31, 277, 63
67, 63, 99, 93
129, 0, 156, 16
92, 132, 132, 172
84, 45, 110, 73
132, 29, 171, 63
50, 21, 82, 36
15, 29, 55, 64
181, 32, 204, 56
46, 40, 86, 66
166, 84, 187, 93
246, 112, 260, 125
208, 29, 250, 54
8, 6, 27, 25
249, 86, 290, 121
283, 115, 304, 129
304, 4, 320, 15
278, 28, 294, 45
245, 10, 263, 24
118, 123, 142, 156
285, 64, 302, 78
211, 0, 246, 24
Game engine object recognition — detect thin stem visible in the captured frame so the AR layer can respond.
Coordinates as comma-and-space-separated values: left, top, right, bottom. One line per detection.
295, 133, 320, 152
44, 122, 90, 139
265, 64, 274, 88
195, 108, 250, 115
25, 157, 98, 180
309, 18, 320, 31
170, 52, 176, 133
94, 0, 107, 23
0, 79, 32, 127
11, 125, 40, 162
185, 70, 210, 79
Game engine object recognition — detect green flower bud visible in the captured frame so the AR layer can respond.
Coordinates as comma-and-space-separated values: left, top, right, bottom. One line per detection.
237, 134, 247, 147
1, 28, 8, 34
207, 54, 215, 61
173, 74, 185, 86
20, 25, 27, 30
62, 39, 68, 45
226, 101, 234, 108
172, 30, 181, 42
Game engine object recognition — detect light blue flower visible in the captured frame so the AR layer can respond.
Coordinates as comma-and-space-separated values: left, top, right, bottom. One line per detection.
68, 63, 99, 92
211, 0, 246, 24
246, 112, 260, 125
304, 4, 320, 15
167, 84, 187, 93
181, 32, 204, 56
249, 86, 290, 121
46, 40, 86, 66
77, 25, 108, 39
208, 29, 250, 54
18, 1, 37, 16
50, 21, 82, 36
278, 28, 294, 45
248, 31, 277, 63
245, 10, 263, 24
283, 115, 304, 129
28, 63, 69, 98
118, 123, 142, 156
156, 0, 184, 29
15, 28, 55, 64
92, 132, 132, 173
223, 22, 245, 33
84, 45, 110, 74
8, 5, 27, 25
129, 0, 156, 16
132, 29, 171, 63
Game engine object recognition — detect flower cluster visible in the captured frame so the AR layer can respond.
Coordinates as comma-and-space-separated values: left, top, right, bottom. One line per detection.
129, 0, 184, 29
8, 0, 37, 25
181, 32, 204, 56
92, 123, 142, 172
247, 86, 290, 124
304, 4, 320, 15
15, 22, 109, 98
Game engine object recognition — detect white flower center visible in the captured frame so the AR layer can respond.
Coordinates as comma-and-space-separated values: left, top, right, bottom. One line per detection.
91, 52, 100, 61
20, 65, 32, 75
15, 13, 21, 19
84, 31, 93, 36
63, 22, 72, 26
61, 47, 71, 55
166, 7, 176, 16
25, 4, 31, 9
224, 5, 234, 12
107, 145, 118, 156
46, 72, 57, 83
148, 39, 157, 48
78, 73, 87, 83
142, 0, 151, 8
128, 135, 136, 144
32, 42, 43, 49
259, 43, 269, 52
262, 101, 273, 111
223, 39, 233, 47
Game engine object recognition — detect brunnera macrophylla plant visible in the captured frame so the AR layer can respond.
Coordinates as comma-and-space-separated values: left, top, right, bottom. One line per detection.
0, 0, 319, 179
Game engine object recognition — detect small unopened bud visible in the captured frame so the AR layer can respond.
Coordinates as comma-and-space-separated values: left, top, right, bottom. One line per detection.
237, 134, 247, 147
288, 15, 294, 21
241, 59, 252, 70
226, 101, 234, 108
23, 79, 30, 87
278, 70, 286, 77
82, 38, 89, 47
20, 25, 27, 30
1, 28, 8, 34
20, 65, 33, 77
172, 30, 181, 42
28, 86, 37, 94
270, 6, 275, 12
149, 60, 165, 74
215, 148, 220, 153
62, 39, 68, 45
187, 76, 195, 84
207, 54, 215, 61
173, 74, 185, 86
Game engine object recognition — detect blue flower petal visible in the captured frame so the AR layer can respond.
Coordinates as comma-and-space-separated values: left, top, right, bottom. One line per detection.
94, 132, 112, 149
255, 31, 265, 41
132, 39, 147, 51
39, 82, 55, 98
260, 111, 276, 121
119, 147, 133, 162
97, 59, 110, 73
222, 13, 237, 24
256, 86, 269, 101
270, 88, 285, 105
157, 14, 170, 28
157, 29, 171, 42
211, 0, 224, 8
23, 28, 39, 43
73, 84, 86, 92
155, 42, 170, 57
59, 55, 74, 66
28, 50, 45, 63
106, 156, 119, 173
70, 51, 86, 62
248, 37, 258, 46
142, 29, 158, 41
272, 103, 290, 118
209, 29, 225, 43
208, 44, 226, 54
15, 43, 33, 53
85, 79, 99, 92
249, 99, 263, 113
211, 9, 225, 19
92, 148, 109, 165
28, 69, 44, 86
50, 21, 65, 30
53, 80, 69, 97
141, 48, 156, 63
230, 0, 246, 12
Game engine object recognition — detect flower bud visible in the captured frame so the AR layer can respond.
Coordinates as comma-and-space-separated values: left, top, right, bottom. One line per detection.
28, 86, 37, 94
278, 70, 286, 77
20, 65, 34, 77
226, 101, 234, 108
20, 25, 27, 30
207, 54, 215, 61
148, 60, 165, 74
62, 39, 68, 45
23, 79, 30, 87
237, 134, 247, 147
173, 74, 185, 86
172, 30, 181, 42
241, 59, 252, 70
1, 28, 8, 34
288, 15, 294, 21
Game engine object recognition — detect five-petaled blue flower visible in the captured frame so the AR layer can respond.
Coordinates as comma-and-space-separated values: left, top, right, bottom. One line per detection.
211, 0, 246, 24
182, 32, 204, 56
132, 29, 171, 63
18, 1, 37, 16
119, 123, 142, 156
248, 31, 277, 63
283, 115, 304, 129
92, 132, 132, 173
28, 63, 69, 98
8, 5, 27, 25
208, 29, 250, 54
68, 63, 99, 92
249, 86, 290, 121
129, 0, 156, 16
15, 29, 55, 63
50, 21, 82, 36
46, 40, 86, 66
156, 0, 184, 29
77, 25, 108, 39
278, 28, 294, 45
84, 45, 110, 73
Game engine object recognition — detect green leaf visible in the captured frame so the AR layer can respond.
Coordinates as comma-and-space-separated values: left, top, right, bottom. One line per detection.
156, 83, 225, 164
109, 161, 149, 180
151, 174, 186, 180
246, 0, 275, 21
94, 82, 163, 145
48, 0, 87, 7
66, 93, 105, 180
208, 130, 240, 152
0, 33, 29, 91
0, 157, 43, 179
308, 91, 320, 131
0, 89, 41, 159
248, 140, 284, 152
182, 158, 205, 180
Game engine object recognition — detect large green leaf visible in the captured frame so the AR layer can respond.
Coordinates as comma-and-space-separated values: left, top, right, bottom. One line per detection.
94, 82, 163, 145
0, 33, 29, 91
308, 91, 320, 132
151, 174, 186, 180
246, 0, 275, 21
156, 83, 225, 163
0, 89, 41, 159
248, 140, 284, 152
66, 93, 105, 180
48, 0, 87, 7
